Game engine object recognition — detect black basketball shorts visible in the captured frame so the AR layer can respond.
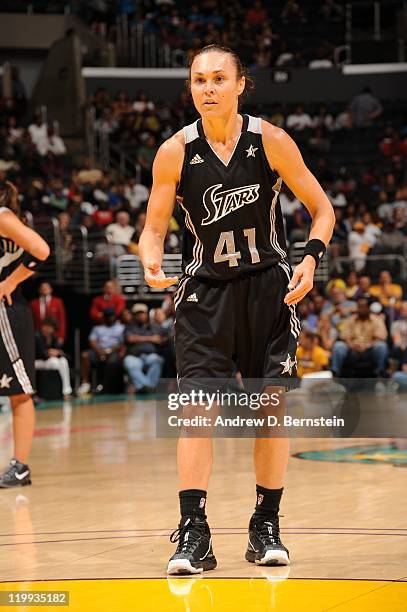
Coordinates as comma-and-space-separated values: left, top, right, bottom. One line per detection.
174, 262, 301, 392
0, 299, 35, 396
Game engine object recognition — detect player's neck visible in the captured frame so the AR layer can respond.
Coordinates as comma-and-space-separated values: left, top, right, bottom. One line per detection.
201, 111, 242, 145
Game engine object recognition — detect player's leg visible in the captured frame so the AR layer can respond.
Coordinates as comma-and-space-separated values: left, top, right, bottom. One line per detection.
167, 277, 234, 575
0, 393, 34, 488
237, 264, 299, 566
0, 300, 35, 488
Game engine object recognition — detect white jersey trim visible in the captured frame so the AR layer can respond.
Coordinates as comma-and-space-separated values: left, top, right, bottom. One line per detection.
178, 200, 203, 276
183, 121, 199, 144
247, 115, 262, 134
278, 261, 301, 339
269, 177, 287, 260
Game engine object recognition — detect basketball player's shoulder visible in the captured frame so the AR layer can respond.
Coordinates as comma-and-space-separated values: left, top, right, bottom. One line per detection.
0, 207, 18, 238
153, 130, 185, 181
260, 119, 298, 170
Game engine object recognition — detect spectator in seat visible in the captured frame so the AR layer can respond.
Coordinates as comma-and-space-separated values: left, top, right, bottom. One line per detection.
123, 303, 166, 393
322, 285, 356, 329
35, 318, 72, 399
316, 313, 338, 354
347, 221, 371, 272
349, 86, 382, 128
78, 308, 125, 395
353, 275, 372, 301
90, 280, 125, 324
137, 134, 158, 185
331, 297, 388, 376
124, 177, 149, 212
106, 210, 135, 256
391, 349, 407, 391
344, 271, 359, 300
296, 331, 329, 377
286, 105, 312, 131
30, 282, 67, 344
47, 126, 67, 156
390, 302, 407, 367
28, 115, 48, 156
369, 270, 403, 313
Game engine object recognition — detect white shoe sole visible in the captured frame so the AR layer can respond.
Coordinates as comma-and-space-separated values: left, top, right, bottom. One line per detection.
167, 559, 203, 575
256, 549, 290, 566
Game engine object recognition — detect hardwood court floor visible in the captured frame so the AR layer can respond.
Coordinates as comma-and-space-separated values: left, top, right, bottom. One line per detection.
0, 397, 406, 611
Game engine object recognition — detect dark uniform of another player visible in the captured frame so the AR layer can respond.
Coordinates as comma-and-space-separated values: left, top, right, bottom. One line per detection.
174, 114, 300, 389
0, 220, 35, 397
0, 207, 36, 488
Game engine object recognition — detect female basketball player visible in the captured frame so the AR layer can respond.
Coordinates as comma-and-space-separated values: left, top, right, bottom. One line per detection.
139, 45, 335, 574
0, 181, 50, 488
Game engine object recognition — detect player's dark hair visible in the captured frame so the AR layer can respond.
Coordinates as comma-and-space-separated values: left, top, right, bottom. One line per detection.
187, 44, 254, 104
0, 180, 20, 216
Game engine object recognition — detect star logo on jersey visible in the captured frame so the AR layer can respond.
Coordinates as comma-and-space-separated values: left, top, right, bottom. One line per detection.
246, 145, 258, 158
0, 374, 13, 388
280, 354, 297, 375
201, 183, 260, 225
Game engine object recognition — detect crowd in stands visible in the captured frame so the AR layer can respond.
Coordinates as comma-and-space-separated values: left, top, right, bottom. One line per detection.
1, 66, 406, 272
1, 66, 406, 396
29, 269, 407, 399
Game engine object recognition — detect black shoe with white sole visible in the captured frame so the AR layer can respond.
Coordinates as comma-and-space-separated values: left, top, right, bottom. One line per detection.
245, 515, 290, 566
167, 515, 217, 575
0, 459, 31, 488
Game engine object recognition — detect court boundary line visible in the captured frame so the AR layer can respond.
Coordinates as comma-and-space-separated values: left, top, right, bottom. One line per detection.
1, 577, 406, 584
1, 531, 407, 548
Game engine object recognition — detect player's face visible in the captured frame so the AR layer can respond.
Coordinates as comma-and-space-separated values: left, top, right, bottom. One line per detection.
190, 52, 245, 118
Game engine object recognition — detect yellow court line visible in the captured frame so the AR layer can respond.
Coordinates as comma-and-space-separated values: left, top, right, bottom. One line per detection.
0, 578, 406, 612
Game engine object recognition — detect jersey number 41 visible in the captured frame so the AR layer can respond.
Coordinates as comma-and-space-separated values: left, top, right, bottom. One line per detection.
214, 227, 260, 268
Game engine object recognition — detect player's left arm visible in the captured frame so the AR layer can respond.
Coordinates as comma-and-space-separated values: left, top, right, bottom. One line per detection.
0, 209, 50, 305
262, 121, 335, 305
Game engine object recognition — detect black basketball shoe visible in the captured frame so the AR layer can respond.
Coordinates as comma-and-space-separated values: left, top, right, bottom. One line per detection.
0, 459, 31, 488
167, 515, 217, 575
245, 515, 290, 566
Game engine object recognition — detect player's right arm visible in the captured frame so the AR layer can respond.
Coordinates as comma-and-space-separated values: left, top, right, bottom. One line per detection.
138, 132, 184, 289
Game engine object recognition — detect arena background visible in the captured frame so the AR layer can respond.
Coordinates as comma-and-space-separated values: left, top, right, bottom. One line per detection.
0, 1, 406, 611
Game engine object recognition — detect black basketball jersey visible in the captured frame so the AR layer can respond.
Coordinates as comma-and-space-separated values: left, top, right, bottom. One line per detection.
0, 208, 24, 283
176, 114, 288, 280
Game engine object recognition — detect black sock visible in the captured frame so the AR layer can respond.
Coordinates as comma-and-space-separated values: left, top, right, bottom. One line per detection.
179, 489, 207, 520
254, 485, 283, 519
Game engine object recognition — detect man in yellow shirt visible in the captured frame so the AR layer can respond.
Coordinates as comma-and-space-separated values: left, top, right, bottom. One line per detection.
297, 331, 329, 378
331, 297, 388, 376
369, 270, 403, 311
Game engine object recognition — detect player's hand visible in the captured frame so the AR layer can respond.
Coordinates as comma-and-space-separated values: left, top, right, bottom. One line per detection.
0, 279, 16, 306
144, 263, 178, 289
284, 256, 315, 306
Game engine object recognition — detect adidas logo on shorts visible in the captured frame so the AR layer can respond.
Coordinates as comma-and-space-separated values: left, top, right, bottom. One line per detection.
186, 293, 198, 302
190, 154, 204, 165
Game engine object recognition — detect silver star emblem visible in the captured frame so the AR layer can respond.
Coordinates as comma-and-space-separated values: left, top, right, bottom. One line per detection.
280, 354, 297, 375
0, 374, 13, 388
246, 145, 258, 158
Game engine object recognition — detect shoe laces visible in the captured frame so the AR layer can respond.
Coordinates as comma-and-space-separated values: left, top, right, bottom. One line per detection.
169, 517, 206, 555
256, 516, 282, 547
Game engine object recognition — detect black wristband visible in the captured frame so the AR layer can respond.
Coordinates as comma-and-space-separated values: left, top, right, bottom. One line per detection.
20, 251, 44, 271
302, 239, 326, 268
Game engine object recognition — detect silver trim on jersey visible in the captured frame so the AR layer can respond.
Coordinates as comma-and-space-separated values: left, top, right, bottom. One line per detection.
178, 200, 203, 276
269, 177, 287, 260
174, 276, 192, 310
247, 115, 262, 134
183, 121, 199, 144
0, 302, 34, 394
278, 261, 301, 338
